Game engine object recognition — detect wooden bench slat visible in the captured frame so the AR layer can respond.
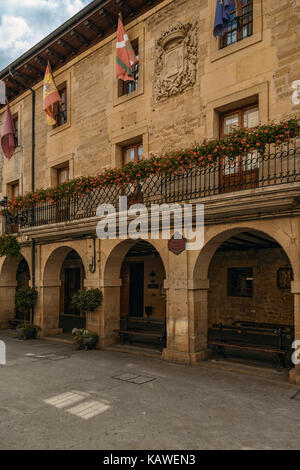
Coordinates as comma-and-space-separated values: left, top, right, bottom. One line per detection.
207, 341, 287, 354
114, 329, 164, 338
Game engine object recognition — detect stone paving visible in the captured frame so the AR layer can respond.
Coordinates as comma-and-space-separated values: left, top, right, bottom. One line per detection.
0, 330, 300, 450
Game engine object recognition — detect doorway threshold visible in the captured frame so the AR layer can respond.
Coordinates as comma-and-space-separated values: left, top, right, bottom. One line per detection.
104, 343, 162, 360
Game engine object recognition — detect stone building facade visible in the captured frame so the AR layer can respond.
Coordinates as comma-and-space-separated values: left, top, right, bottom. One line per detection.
0, 0, 299, 382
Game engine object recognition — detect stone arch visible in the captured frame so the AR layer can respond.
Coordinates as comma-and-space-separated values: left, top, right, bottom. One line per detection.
41, 245, 87, 334
193, 226, 298, 282
101, 239, 168, 348
42, 245, 87, 286
0, 252, 31, 328
191, 225, 298, 365
103, 238, 168, 282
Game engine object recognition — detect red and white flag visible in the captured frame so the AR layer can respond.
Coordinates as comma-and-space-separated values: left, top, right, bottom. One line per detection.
116, 17, 138, 81
1, 99, 15, 160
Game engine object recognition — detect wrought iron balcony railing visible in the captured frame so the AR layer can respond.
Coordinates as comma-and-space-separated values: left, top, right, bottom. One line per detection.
3, 139, 300, 231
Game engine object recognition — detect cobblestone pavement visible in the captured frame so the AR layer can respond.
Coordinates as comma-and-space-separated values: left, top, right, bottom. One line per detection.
0, 330, 300, 450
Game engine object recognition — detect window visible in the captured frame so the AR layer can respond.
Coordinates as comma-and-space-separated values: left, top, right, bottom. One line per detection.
123, 143, 143, 166
118, 39, 139, 97
57, 165, 69, 185
228, 268, 253, 297
53, 84, 67, 128
13, 115, 19, 147
220, 104, 259, 191
220, 0, 253, 49
8, 181, 19, 200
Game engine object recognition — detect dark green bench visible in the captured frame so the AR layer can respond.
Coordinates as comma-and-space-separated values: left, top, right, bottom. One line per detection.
208, 322, 291, 370
114, 317, 166, 352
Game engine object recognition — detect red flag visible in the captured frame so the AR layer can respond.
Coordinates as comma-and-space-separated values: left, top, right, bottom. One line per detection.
1, 99, 15, 160
116, 18, 138, 81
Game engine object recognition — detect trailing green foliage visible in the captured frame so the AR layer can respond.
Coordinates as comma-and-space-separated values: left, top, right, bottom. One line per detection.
0, 234, 21, 258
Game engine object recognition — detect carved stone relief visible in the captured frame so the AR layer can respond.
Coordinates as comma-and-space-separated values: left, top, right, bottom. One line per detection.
154, 21, 198, 101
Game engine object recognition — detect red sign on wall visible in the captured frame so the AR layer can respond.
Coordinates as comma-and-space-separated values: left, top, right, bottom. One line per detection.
168, 234, 186, 255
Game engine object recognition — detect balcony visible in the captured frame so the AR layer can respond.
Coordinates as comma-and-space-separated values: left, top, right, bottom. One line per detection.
3, 139, 300, 233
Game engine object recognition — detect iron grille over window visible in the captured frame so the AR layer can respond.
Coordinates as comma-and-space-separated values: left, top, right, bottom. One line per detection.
220, 0, 253, 49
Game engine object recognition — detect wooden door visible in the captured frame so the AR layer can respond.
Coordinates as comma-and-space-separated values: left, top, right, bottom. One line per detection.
64, 268, 81, 315
120, 262, 130, 317
220, 106, 259, 192
129, 263, 144, 317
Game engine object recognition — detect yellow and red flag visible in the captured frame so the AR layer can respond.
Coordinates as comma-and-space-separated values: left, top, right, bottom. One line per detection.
43, 63, 62, 126
116, 17, 138, 81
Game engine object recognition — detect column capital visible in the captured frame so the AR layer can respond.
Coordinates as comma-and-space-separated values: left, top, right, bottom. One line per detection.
101, 278, 122, 288
188, 279, 210, 290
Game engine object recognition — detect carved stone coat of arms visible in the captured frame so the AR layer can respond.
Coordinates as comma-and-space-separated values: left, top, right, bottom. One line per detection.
154, 21, 198, 101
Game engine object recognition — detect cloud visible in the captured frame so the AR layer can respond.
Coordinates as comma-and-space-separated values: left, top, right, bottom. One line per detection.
0, 0, 93, 70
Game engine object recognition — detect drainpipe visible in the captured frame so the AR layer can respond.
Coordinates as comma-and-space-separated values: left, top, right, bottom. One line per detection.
89, 237, 97, 274
9, 68, 36, 322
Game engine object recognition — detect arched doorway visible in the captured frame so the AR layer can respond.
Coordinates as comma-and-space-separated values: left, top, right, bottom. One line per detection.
102, 239, 167, 350
0, 253, 31, 328
120, 241, 166, 320
207, 231, 293, 328
193, 228, 295, 368
42, 246, 86, 334
59, 250, 86, 333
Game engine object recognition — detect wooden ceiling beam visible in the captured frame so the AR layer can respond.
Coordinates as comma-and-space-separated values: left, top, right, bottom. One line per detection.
99, 8, 118, 28
116, 0, 136, 18
45, 47, 65, 64
14, 70, 34, 86
57, 39, 78, 56
34, 55, 47, 68
23, 64, 43, 78
83, 19, 104, 38
70, 29, 90, 47
7, 76, 27, 90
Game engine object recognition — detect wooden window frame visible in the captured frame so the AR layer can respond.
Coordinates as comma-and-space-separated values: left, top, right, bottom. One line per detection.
118, 38, 139, 97
53, 83, 67, 129
57, 165, 70, 185
9, 181, 20, 201
219, 103, 259, 192
220, 103, 259, 138
220, 0, 253, 50
122, 142, 143, 167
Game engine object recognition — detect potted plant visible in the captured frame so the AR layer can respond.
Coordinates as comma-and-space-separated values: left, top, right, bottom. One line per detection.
71, 288, 103, 350
15, 287, 40, 339
72, 328, 99, 350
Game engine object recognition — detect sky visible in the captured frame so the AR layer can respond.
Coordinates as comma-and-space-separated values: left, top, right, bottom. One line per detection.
0, 0, 93, 71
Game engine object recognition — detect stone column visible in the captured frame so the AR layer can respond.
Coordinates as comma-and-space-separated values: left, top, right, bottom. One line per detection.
162, 249, 195, 364
39, 281, 62, 336
100, 278, 122, 348
189, 279, 210, 363
0, 281, 17, 328
290, 280, 300, 384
